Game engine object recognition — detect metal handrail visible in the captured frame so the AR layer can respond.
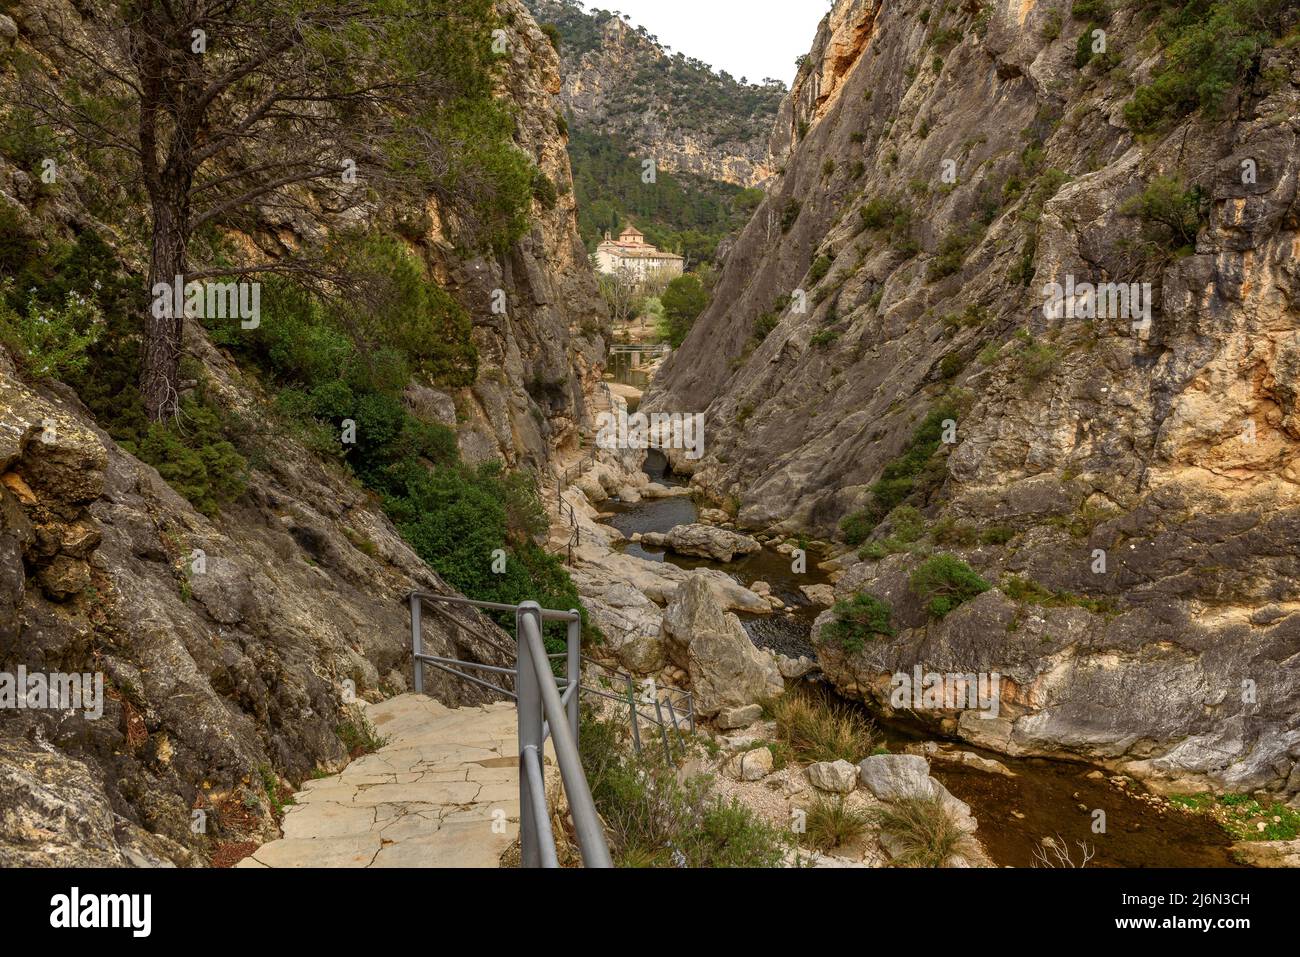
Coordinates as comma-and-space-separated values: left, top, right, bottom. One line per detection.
407, 590, 612, 868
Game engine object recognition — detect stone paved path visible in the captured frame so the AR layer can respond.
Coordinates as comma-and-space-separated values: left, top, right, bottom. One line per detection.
238, 695, 540, 868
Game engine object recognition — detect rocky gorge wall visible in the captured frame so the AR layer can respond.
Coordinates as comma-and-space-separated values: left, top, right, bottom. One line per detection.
0, 0, 608, 865
644, 0, 1300, 800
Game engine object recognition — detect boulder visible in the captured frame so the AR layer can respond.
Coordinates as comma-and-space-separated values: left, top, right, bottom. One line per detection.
799, 583, 836, 606
777, 654, 817, 679
659, 523, 762, 562
583, 581, 665, 674
807, 760, 859, 793
724, 747, 774, 781
858, 755, 979, 833
716, 704, 763, 730
857, 754, 934, 801
660, 574, 783, 717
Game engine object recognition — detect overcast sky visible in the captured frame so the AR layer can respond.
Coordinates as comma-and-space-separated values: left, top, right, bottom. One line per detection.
591, 0, 830, 86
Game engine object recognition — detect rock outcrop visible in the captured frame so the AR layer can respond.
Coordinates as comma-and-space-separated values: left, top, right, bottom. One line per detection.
644, 0, 1300, 801
660, 574, 783, 717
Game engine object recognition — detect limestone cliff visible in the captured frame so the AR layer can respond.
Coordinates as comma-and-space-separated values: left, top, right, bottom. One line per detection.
645, 0, 1300, 799
441, 0, 610, 472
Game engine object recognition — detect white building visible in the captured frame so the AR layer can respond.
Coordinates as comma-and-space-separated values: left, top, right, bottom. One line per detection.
594, 226, 685, 283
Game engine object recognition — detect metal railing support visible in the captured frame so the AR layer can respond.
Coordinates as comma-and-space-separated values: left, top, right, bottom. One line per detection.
665, 695, 686, 752
653, 696, 672, 762
625, 674, 642, 755
521, 746, 559, 868
515, 604, 546, 869
566, 611, 581, 744
410, 592, 424, 695
517, 603, 612, 868
407, 590, 696, 867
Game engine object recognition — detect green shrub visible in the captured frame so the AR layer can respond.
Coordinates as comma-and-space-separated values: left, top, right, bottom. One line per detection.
580, 711, 788, 867
1124, 0, 1291, 133
980, 525, 1015, 545
124, 392, 249, 517
840, 509, 877, 546
781, 199, 803, 232
0, 280, 104, 381
810, 330, 839, 347
337, 707, 389, 757
869, 403, 958, 514
753, 311, 779, 342
531, 168, 558, 209
1001, 574, 1115, 614
930, 516, 978, 547
1011, 331, 1060, 391
1071, 0, 1110, 21
808, 254, 833, 285
820, 593, 895, 653
909, 554, 990, 618
1120, 175, 1208, 254
887, 505, 925, 543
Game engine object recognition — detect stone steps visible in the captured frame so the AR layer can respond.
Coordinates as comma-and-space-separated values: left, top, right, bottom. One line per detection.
237, 695, 542, 868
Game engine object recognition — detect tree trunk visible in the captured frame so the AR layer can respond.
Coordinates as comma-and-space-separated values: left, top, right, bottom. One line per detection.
141, 199, 188, 423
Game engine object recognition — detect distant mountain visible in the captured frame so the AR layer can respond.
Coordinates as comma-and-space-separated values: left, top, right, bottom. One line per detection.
524, 0, 786, 189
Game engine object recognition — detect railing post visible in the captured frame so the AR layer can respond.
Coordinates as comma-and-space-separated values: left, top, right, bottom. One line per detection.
566, 611, 581, 745
410, 593, 423, 695
653, 696, 673, 762
624, 674, 642, 755
665, 695, 686, 752
516, 604, 545, 869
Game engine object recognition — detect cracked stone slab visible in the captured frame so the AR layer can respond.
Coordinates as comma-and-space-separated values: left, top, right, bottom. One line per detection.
239, 694, 529, 868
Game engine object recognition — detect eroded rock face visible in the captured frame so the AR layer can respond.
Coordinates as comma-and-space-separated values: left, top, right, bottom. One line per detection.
643, 0, 1300, 799
433, 0, 609, 473
818, 555, 1300, 799
0, 736, 195, 867
660, 575, 783, 717
0, 355, 516, 866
